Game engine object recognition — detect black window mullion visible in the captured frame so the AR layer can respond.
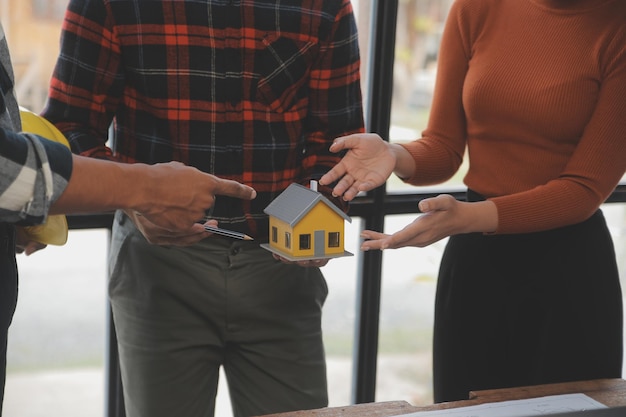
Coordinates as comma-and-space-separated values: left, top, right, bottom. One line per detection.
351, 0, 399, 405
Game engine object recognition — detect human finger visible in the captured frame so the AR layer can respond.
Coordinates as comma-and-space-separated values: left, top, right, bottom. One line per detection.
360, 230, 392, 251
212, 178, 256, 200
327, 133, 363, 153
271, 253, 329, 268
340, 176, 374, 201
23, 241, 47, 256
320, 135, 376, 188
328, 172, 354, 198
296, 258, 330, 268
132, 211, 208, 244
16, 240, 47, 256
319, 164, 348, 187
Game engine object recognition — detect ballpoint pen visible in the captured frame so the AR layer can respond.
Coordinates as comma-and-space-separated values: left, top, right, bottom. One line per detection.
204, 225, 254, 241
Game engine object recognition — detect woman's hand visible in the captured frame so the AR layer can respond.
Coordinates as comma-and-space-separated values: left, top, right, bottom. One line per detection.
360, 195, 498, 250
319, 133, 397, 201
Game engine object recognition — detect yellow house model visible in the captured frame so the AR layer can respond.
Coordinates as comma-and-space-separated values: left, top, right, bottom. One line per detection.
260, 183, 352, 261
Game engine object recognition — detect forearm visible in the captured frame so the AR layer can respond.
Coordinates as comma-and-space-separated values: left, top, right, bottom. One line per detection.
51, 154, 256, 235
50, 155, 150, 215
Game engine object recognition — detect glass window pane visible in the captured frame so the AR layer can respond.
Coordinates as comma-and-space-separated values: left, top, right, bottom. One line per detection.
377, 214, 443, 405
388, 0, 458, 194
321, 218, 362, 406
32, 0, 67, 20
5, 230, 109, 417
5, 3, 63, 113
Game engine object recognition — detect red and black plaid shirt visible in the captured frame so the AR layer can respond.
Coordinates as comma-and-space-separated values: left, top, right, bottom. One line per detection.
44, 0, 364, 239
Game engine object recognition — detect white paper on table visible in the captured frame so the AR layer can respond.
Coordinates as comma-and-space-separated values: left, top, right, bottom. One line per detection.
397, 393, 607, 417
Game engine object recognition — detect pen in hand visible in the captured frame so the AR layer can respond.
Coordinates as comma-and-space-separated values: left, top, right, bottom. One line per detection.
204, 225, 254, 241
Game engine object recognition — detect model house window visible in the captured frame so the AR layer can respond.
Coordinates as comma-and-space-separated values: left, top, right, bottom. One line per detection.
299, 234, 311, 250
272, 226, 278, 243
328, 232, 340, 248
285, 232, 291, 249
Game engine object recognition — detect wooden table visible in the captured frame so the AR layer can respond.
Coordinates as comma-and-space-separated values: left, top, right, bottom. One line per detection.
258, 379, 626, 417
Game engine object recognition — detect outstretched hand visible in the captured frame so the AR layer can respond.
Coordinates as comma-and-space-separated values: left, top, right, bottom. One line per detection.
319, 133, 396, 201
359, 195, 498, 250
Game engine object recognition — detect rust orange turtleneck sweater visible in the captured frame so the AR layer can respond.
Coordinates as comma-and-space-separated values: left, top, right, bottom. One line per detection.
401, 0, 626, 234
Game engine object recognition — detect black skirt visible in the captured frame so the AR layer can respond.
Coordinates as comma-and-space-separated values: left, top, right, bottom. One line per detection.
432, 191, 623, 403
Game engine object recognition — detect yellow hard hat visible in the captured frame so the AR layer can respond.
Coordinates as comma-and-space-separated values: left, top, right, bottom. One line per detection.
19, 106, 70, 147
18, 107, 69, 246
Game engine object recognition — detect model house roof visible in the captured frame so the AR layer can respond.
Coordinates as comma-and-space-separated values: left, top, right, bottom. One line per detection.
264, 183, 351, 227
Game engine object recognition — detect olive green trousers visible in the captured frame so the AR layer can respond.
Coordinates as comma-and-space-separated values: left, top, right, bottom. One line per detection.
108, 211, 328, 417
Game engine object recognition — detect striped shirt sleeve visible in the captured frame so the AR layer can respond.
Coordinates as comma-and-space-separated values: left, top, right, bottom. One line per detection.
0, 128, 73, 225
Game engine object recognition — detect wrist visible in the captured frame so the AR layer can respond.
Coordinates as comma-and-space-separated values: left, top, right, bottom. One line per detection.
465, 200, 498, 234
119, 163, 155, 213
390, 143, 413, 179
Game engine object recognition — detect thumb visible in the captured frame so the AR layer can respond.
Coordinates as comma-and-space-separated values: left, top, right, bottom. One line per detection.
418, 198, 433, 213
418, 196, 444, 213
419, 194, 456, 213
329, 133, 362, 153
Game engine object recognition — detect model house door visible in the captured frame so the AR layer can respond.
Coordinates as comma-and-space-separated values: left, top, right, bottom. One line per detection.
314, 230, 325, 257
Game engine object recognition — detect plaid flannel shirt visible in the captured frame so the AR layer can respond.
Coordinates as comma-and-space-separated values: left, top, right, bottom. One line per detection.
44, 0, 364, 239
0, 24, 71, 226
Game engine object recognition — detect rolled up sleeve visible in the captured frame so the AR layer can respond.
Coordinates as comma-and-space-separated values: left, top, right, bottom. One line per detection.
0, 128, 72, 225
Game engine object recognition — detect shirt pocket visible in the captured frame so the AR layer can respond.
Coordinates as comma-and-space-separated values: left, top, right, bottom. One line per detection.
256, 33, 316, 113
